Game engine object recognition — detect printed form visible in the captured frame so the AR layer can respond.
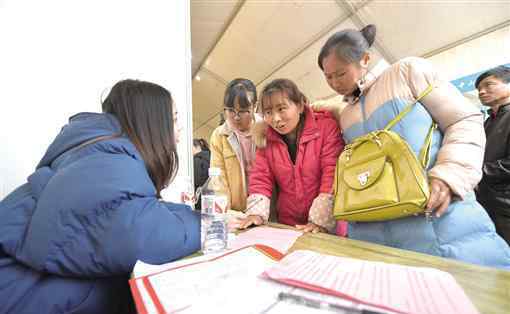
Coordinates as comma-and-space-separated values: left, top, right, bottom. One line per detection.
146, 247, 288, 313
132, 246, 386, 314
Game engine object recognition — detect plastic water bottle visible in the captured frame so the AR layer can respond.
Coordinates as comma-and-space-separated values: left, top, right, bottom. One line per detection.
201, 167, 228, 254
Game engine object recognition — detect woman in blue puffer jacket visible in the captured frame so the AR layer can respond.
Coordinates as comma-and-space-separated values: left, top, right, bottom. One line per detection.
0, 79, 201, 313
317, 25, 510, 269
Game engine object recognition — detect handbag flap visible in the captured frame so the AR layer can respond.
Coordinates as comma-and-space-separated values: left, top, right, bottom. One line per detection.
343, 155, 387, 190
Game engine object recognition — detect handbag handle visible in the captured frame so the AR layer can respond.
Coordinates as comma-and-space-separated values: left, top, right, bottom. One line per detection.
383, 84, 435, 168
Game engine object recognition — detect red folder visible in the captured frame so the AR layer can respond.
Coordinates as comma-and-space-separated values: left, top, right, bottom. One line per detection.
129, 245, 283, 314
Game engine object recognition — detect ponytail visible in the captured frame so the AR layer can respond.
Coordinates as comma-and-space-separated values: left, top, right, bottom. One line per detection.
318, 24, 377, 69
360, 24, 376, 47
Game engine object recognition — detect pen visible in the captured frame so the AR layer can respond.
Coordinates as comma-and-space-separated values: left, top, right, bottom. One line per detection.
278, 292, 387, 314
247, 196, 264, 210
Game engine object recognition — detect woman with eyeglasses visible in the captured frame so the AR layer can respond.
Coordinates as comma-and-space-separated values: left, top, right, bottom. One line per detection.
209, 78, 258, 212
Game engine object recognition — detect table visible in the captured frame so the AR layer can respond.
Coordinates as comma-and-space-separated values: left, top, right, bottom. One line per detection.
270, 223, 510, 314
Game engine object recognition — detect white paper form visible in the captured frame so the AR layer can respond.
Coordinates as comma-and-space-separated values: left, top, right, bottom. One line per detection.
146, 247, 291, 314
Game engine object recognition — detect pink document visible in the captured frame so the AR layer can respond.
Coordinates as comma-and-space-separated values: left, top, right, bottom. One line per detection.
263, 250, 480, 314
229, 226, 303, 254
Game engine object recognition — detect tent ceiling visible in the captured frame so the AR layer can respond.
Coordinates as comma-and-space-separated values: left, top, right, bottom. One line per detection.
190, 0, 241, 75
191, 0, 510, 138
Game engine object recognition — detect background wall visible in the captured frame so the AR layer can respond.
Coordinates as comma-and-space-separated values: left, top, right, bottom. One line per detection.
0, 0, 193, 199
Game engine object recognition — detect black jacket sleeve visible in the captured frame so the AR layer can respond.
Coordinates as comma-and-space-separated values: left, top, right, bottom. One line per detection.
193, 152, 210, 189
483, 157, 510, 183
483, 135, 510, 183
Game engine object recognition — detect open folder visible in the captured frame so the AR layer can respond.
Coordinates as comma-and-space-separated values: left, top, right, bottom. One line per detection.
130, 245, 289, 314
130, 245, 479, 314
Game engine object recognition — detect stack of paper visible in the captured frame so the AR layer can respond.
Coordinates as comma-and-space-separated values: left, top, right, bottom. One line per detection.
263, 250, 480, 314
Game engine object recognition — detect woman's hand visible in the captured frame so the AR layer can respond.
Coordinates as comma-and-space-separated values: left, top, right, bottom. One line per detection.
230, 215, 264, 230
309, 101, 345, 123
426, 178, 452, 218
295, 222, 328, 234
308, 193, 336, 233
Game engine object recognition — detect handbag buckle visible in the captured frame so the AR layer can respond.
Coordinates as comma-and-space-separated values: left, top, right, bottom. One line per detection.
345, 147, 353, 161
371, 135, 382, 147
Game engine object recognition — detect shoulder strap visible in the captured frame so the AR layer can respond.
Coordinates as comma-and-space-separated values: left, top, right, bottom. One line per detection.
418, 122, 436, 168
383, 84, 436, 168
384, 84, 434, 131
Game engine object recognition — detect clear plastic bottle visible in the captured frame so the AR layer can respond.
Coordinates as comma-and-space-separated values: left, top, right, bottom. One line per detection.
200, 167, 228, 254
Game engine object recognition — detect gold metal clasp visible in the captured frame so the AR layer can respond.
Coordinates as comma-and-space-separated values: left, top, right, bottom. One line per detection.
370, 133, 382, 147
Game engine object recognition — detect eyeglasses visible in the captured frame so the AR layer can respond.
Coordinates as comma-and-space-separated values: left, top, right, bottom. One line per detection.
223, 107, 252, 118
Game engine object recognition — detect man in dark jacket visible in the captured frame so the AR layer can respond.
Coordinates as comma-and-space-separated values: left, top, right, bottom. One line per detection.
475, 65, 510, 245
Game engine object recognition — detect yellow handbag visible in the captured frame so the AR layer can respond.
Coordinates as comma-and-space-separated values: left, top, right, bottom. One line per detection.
333, 85, 435, 222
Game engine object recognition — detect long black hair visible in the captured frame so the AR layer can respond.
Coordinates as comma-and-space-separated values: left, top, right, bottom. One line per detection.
102, 79, 178, 197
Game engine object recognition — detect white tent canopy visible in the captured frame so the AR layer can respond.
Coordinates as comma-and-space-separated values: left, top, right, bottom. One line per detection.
191, 0, 510, 139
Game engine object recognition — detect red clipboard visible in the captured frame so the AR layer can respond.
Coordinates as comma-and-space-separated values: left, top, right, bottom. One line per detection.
129, 245, 283, 314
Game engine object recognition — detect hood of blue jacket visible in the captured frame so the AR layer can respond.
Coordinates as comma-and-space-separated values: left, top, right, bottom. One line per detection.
37, 112, 124, 168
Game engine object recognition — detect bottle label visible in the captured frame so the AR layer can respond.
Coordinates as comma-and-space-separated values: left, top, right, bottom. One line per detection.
202, 195, 228, 215
214, 196, 227, 214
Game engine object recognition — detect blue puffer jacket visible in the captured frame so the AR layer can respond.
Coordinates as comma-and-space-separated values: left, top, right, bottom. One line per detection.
0, 113, 201, 314
339, 58, 510, 269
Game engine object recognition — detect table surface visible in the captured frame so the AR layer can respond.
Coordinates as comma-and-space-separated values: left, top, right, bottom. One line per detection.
269, 223, 510, 314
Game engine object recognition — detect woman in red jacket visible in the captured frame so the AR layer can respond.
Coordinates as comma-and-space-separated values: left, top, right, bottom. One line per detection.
234, 79, 346, 234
